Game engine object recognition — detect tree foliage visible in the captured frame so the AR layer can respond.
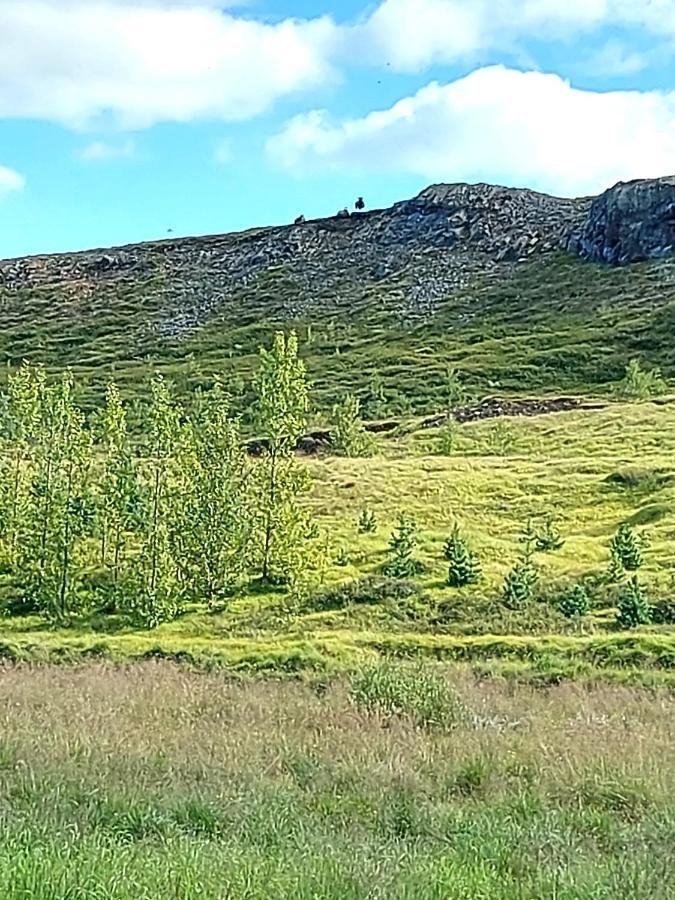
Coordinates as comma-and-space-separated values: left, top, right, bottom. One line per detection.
614, 359, 667, 401
444, 524, 481, 588
331, 393, 374, 457
382, 513, 424, 579
0, 334, 318, 626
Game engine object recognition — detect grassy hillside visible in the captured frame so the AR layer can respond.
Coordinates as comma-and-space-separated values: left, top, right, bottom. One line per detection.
2, 251, 675, 414
3, 397, 675, 683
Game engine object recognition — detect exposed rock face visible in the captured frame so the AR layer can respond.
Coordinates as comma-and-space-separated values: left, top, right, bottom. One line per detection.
567, 177, 675, 265
0, 177, 673, 343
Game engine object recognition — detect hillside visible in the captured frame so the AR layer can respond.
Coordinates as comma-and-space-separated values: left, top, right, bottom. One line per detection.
3, 177, 675, 412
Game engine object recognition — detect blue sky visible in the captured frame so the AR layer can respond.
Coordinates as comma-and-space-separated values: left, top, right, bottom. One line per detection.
1, 0, 674, 258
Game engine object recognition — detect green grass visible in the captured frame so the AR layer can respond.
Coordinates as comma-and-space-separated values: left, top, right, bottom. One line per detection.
0, 662, 674, 898
2, 397, 675, 683
4, 252, 675, 414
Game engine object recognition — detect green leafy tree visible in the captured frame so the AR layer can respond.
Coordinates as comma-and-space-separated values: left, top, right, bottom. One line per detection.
0, 365, 42, 571
96, 382, 140, 602
21, 371, 92, 621
616, 576, 651, 628
614, 359, 667, 401
444, 523, 481, 588
131, 375, 182, 627
609, 523, 645, 577
172, 382, 253, 606
382, 513, 424, 579
251, 332, 313, 585
331, 393, 374, 457
559, 584, 590, 618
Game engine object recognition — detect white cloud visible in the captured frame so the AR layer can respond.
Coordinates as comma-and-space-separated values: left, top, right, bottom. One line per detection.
0, 1, 339, 129
78, 138, 136, 161
357, 0, 675, 71
268, 66, 675, 197
0, 165, 25, 197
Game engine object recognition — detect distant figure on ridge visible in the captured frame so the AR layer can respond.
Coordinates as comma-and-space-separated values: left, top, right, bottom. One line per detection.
355, 197, 365, 211
337, 208, 350, 218
294, 214, 306, 225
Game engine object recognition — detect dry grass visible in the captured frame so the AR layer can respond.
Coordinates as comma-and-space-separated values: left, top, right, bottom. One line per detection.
0, 662, 674, 897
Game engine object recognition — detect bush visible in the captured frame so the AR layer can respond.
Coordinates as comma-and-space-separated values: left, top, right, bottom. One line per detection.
534, 516, 565, 552
444, 524, 481, 588
502, 546, 538, 610
350, 660, 465, 729
310, 576, 419, 612
616, 577, 652, 628
614, 358, 667, 401
558, 584, 591, 618
331, 394, 375, 457
357, 509, 378, 534
609, 523, 645, 576
382, 513, 424, 579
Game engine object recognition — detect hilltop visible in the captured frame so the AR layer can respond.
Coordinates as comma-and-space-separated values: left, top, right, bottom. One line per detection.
2, 176, 675, 411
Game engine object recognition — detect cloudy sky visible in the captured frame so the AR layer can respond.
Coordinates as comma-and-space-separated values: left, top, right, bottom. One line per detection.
1, 0, 674, 257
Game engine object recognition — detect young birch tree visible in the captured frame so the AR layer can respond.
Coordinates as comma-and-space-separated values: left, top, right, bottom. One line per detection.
172, 382, 253, 606
251, 332, 313, 586
0, 365, 41, 572
131, 374, 181, 626
22, 370, 92, 621
97, 382, 139, 604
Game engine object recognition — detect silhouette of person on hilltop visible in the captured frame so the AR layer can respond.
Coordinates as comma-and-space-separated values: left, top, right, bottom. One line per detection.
355, 197, 365, 211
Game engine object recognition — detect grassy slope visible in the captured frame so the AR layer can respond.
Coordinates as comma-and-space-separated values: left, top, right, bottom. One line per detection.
1, 663, 674, 899
3, 252, 675, 413
2, 398, 675, 682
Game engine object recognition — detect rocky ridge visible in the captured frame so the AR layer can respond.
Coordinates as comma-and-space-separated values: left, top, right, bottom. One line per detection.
1, 177, 673, 341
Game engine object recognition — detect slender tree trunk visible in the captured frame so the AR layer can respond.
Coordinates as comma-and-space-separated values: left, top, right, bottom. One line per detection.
149, 464, 162, 596
262, 448, 277, 582
58, 460, 74, 620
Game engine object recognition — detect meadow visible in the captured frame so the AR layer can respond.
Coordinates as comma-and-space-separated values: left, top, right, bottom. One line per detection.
0, 661, 674, 899
2, 391, 675, 685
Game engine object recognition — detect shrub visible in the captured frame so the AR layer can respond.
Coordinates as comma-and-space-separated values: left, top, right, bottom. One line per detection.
350, 660, 465, 729
534, 515, 565, 552
502, 545, 538, 609
609, 523, 645, 576
357, 508, 378, 534
616, 577, 652, 628
310, 576, 419, 612
331, 394, 375, 457
559, 584, 591, 618
334, 547, 351, 567
382, 513, 424, 579
444, 524, 481, 588
614, 358, 667, 401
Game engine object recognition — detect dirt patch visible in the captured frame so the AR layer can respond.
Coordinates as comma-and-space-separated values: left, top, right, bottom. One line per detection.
421, 397, 605, 427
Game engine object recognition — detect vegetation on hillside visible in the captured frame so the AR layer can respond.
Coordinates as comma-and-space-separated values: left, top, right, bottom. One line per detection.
3, 253, 675, 415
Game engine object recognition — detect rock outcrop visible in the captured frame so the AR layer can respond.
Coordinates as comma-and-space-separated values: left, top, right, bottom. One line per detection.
1, 177, 674, 342
567, 176, 675, 265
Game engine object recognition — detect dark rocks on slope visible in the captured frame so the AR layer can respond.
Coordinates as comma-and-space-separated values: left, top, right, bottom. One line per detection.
2, 176, 675, 343
567, 176, 675, 265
